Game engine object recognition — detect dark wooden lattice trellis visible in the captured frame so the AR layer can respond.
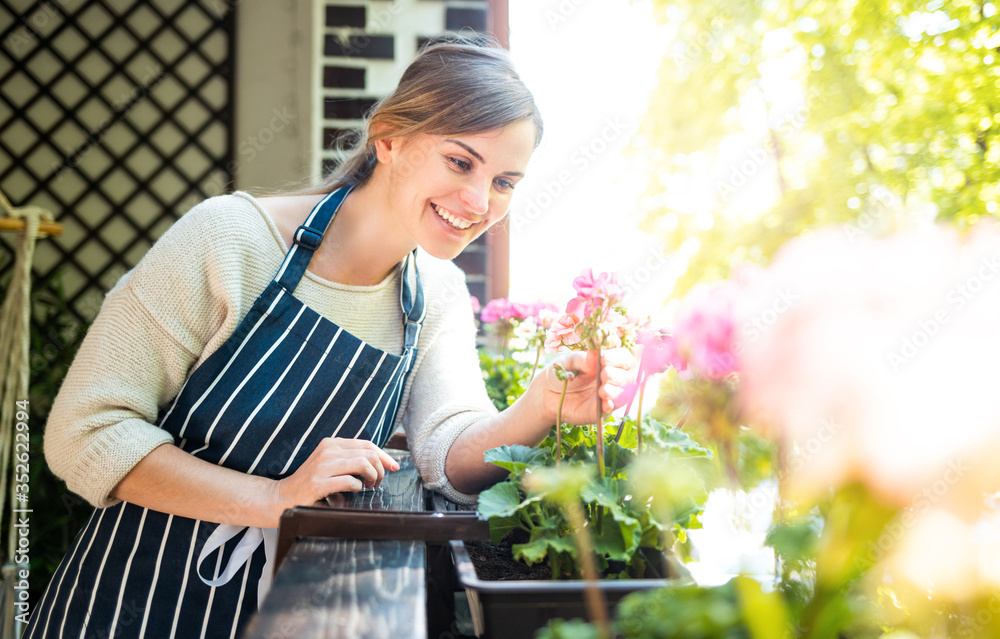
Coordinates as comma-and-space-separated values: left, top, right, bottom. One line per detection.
0, 0, 235, 600
0, 0, 235, 331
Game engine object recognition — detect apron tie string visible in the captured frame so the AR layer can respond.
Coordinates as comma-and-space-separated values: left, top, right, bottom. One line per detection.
196, 524, 278, 610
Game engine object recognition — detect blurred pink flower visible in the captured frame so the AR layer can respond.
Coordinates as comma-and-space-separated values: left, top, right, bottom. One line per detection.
671, 282, 741, 380
480, 298, 530, 324
470, 295, 481, 314
735, 223, 1000, 514
534, 305, 560, 330
530, 301, 559, 320
638, 330, 684, 377
619, 329, 682, 409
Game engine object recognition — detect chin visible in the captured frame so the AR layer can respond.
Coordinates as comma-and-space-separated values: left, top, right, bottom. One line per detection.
420, 244, 465, 261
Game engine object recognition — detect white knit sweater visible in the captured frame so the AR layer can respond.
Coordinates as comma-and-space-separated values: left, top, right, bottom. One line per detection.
43, 191, 497, 508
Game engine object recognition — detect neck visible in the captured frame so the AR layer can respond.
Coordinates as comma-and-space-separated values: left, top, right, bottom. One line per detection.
314, 172, 416, 286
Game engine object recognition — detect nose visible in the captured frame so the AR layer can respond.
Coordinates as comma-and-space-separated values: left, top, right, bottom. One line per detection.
459, 181, 490, 217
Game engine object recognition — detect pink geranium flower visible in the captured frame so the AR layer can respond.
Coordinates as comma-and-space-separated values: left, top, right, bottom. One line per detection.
564, 295, 593, 320
545, 313, 584, 352
671, 282, 740, 380
618, 329, 682, 410
573, 268, 624, 305
481, 298, 531, 325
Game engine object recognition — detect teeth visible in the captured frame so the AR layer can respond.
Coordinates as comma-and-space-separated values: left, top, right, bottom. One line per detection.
433, 204, 472, 230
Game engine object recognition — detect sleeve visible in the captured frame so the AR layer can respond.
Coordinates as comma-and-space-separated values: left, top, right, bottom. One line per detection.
43, 196, 255, 508
403, 267, 499, 505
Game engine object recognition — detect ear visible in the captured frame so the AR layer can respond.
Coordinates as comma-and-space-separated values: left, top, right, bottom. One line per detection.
372, 136, 397, 164
370, 122, 402, 164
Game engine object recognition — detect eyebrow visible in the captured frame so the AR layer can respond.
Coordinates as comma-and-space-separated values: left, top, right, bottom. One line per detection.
444, 138, 525, 178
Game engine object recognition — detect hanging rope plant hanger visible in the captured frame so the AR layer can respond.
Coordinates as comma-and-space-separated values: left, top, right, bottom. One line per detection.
0, 188, 61, 635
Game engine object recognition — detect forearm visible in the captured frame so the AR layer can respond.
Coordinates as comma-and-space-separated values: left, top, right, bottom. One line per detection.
110, 443, 283, 528
444, 381, 551, 494
443, 349, 632, 495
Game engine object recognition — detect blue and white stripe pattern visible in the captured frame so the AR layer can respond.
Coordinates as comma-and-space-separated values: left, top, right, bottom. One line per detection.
27, 186, 425, 638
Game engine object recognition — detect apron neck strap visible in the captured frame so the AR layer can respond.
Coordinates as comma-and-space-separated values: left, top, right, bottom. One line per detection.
400, 249, 425, 350
273, 186, 351, 293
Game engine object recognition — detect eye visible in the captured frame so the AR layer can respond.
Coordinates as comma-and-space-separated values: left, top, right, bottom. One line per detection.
448, 157, 472, 172
495, 178, 516, 192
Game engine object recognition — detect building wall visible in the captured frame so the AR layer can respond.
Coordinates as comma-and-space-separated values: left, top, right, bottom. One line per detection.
233, 0, 505, 303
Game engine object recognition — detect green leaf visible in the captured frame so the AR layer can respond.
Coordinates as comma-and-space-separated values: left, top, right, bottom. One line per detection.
487, 515, 520, 546
477, 481, 523, 519
734, 576, 793, 639
645, 419, 714, 457
523, 464, 593, 503
536, 618, 604, 639
593, 504, 642, 562
580, 476, 622, 509
483, 444, 547, 476
765, 516, 822, 564
603, 440, 635, 477
513, 532, 576, 566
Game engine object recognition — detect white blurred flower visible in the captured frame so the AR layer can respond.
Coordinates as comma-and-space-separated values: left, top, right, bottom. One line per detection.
686, 480, 778, 587
887, 507, 1000, 601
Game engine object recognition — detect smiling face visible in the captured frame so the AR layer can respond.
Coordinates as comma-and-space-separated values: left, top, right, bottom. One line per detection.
374, 119, 537, 260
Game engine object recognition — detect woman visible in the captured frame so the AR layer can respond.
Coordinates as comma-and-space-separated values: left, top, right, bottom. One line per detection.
28, 41, 632, 637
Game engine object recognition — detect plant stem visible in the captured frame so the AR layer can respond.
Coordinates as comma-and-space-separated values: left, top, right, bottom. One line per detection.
636, 379, 645, 456
529, 341, 542, 384
594, 347, 605, 478
555, 377, 569, 466
564, 499, 612, 639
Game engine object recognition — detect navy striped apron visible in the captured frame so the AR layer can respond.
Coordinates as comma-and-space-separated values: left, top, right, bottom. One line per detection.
27, 186, 426, 638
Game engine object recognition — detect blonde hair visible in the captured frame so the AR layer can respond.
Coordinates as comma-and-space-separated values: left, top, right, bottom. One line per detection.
298, 38, 543, 195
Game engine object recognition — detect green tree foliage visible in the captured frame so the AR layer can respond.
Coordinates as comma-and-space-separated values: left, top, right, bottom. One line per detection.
636, 0, 1000, 295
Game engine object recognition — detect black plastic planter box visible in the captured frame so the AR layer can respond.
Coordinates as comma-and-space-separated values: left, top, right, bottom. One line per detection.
450, 539, 676, 639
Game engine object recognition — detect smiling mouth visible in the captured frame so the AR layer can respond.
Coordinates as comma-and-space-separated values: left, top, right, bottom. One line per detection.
432, 203, 473, 230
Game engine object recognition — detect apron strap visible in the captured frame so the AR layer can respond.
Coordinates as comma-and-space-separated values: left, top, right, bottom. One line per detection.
273, 186, 352, 293
197, 524, 278, 610
399, 249, 425, 351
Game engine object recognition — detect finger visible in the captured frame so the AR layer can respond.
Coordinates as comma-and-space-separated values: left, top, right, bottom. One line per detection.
324, 475, 365, 495
601, 365, 632, 387
327, 438, 400, 472
599, 383, 624, 404
374, 447, 400, 472
329, 456, 380, 487
363, 449, 387, 487
602, 347, 636, 370
559, 351, 598, 377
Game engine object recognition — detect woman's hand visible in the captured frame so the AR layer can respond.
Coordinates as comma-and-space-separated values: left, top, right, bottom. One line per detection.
535, 347, 636, 425
269, 437, 400, 519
